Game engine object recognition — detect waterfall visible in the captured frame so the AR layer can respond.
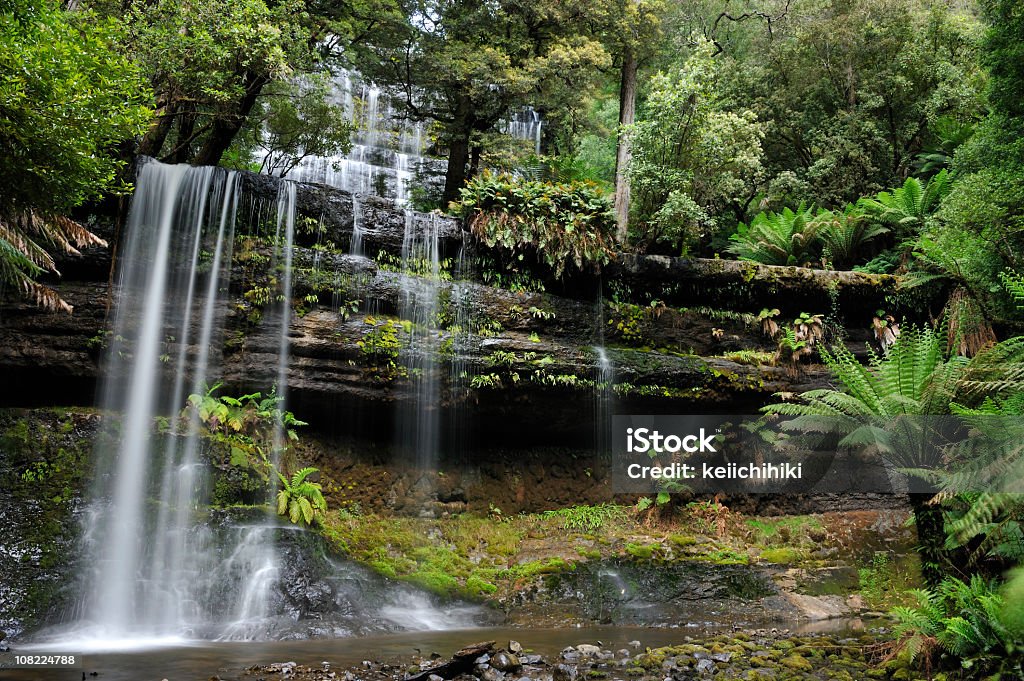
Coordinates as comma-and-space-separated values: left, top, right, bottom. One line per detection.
273, 70, 544, 204
74, 160, 296, 644
594, 289, 616, 457
446, 237, 474, 461
594, 346, 616, 457
397, 211, 442, 472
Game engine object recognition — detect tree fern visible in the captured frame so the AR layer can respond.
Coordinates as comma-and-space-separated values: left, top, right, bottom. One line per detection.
764, 327, 1024, 584
817, 204, 888, 269
859, 170, 951, 237
727, 203, 822, 266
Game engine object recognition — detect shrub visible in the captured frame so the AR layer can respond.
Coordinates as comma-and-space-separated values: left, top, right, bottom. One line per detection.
453, 173, 616, 278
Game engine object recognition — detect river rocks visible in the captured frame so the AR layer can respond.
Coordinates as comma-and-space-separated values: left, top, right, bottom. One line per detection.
238, 631, 930, 681
552, 664, 578, 681
490, 652, 520, 672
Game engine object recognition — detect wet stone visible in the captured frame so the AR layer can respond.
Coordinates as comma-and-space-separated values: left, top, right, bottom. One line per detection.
553, 664, 579, 681
491, 652, 520, 672
480, 667, 504, 681
695, 659, 715, 674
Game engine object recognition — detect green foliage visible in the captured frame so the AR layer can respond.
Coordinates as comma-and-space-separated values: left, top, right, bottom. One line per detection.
980, 0, 1024, 119
0, 0, 151, 310
714, 0, 982, 209
375, 249, 452, 281
727, 203, 821, 266
890, 576, 1022, 676
541, 504, 626, 532
817, 204, 889, 270
95, 0, 317, 165
356, 317, 406, 379
858, 170, 951, 238
455, 173, 616, 278
628, 44, 764, 254
186, 383, 305, 476
276, 466, 327, 526
858, 551, 918, 610
246, 75, 354, 175
354, 0, 609, 202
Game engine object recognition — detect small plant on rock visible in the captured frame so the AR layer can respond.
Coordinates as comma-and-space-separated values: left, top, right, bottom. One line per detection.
276, 466, 327, 526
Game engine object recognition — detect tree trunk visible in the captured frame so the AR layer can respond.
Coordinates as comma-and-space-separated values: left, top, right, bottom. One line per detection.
614, 47, 638, 243
442, 132, 471, 207
909, 492, 948, 588
467, 144, 482, 180
192, 72, 269, 167
167, 106, 196, 164
137, 96, 177, 159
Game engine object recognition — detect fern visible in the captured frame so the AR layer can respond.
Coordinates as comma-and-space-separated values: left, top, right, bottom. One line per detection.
276, 466, 327, 526
817, 204, 888, 269
890, 576, 1022, 675
727, 203, 822, 266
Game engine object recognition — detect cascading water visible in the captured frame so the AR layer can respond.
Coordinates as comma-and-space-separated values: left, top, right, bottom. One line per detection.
69, 160, 295, 645
285, 71, 432, 206
397, 211, 443, 472
594, 346, 616, 457
271, 69, 543, 205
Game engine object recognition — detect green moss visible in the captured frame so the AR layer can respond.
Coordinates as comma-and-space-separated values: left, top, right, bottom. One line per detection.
407, 570, 459, 595
759, 547, 808, 564
624, 542, 657, 560
780, 654, 813, 671
668, 533, 697, 547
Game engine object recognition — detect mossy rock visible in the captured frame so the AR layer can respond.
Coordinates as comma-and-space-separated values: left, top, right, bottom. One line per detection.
780, 654, 813, 671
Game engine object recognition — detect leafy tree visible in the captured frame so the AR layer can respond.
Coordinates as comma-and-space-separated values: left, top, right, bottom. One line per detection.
354, 0, 609, 205
240, 75, 355, 176
276, 466, 327, 526
105, 0, 307, 165
906, 0, 1024, 346
715, 0, 982, 208
628, 44, 764, 254
600, 0, 666, 241
979, 0, 1024, 120
0, 0, 151, 311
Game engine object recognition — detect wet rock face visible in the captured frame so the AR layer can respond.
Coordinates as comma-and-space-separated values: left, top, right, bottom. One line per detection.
501, 557, 790, 628
0, 163, 898, 419
0, 410, 97, 640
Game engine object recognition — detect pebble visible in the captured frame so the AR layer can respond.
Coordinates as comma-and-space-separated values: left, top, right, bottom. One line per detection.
695, 658, 715, 674
491, 652, 521, 672
553, 664, 579, 681
481, 667, 505, 681
508, 640, 523, 654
